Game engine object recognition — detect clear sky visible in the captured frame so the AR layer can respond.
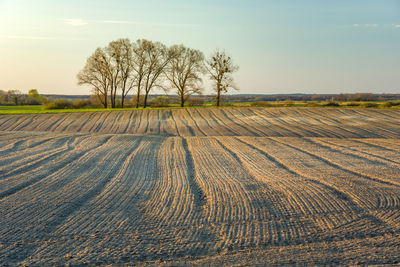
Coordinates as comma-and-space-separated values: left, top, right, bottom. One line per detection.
0, 0, 399, 95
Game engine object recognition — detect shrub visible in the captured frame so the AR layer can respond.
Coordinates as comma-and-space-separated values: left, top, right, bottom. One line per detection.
149, 96, 171, 107
343, 102, 361, 107
43, 99, 98, 110
187, 98, 205, 107
25, 98, 42, 105
73, 99, 95, 109
284, 99, 294, 106
321, 101, 340, 107
380, 101, 400, 108
250, 101, 274, 107
43, 99, 74, 109
392, 101, 400, 106
360, 102, 379, 108
132, 95, 145, 107
221, 102, 234, 107
306, 102, 321, 107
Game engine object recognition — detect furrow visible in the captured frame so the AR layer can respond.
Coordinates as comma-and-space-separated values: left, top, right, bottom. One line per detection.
312, 138, 400, 168
284, 138, 400, 187
238, 137, 395, 236
0, 135, 111, 200
181, 138, 206, 210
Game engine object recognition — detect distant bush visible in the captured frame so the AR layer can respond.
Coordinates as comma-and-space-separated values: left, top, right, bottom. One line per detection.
43, 99, 98, 110
132, 95, 145, 107
321, 101, 340, 107
44, 99, 74, 109
360, 102, 379, 108
380, 101, 400, 108
149, 96, 171, 107
221, 102, 235, 107
187, 98, 205, 107
306, 102, 321, 107
250, 101, 275, 107
343, 102, 361, 107
283, 99, 294, 106
73, 99, 97, 109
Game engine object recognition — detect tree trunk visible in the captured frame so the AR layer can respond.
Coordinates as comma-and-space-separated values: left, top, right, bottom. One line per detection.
216, 89, 221, 107
104, 93, 108, 108
144, 93, 148, 108
110, 81, 114, 108
113, 88, 116, 108
121, 80, 127, 108
180, 93, 184, 107
135, 88, 140, 108
112, 87, 117, 108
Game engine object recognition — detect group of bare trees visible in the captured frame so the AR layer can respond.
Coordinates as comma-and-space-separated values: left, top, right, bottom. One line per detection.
0, 89, 47, 105
78, 38, 238, 108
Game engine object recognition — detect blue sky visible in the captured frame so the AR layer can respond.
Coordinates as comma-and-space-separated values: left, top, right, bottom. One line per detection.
0, 0, 399, 95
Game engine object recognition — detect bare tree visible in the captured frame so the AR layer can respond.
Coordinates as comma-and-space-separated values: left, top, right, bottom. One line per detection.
206, 50, 239, 106
107, 38, 135, 108
78, 39, 136, 109
105, 43, 121, 108
77, 48, 111, 108
165, 45, 205, 107
8, 90, 23, 105
132, 39, 148, 108
141, 40, 172, 108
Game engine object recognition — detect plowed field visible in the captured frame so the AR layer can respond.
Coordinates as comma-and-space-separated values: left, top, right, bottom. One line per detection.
1, 107, 399, 265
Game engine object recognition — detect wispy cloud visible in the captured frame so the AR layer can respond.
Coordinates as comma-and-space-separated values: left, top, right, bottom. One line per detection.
353, 23, 400, 29
353, 24, 379, 27
63, 19, 88, 26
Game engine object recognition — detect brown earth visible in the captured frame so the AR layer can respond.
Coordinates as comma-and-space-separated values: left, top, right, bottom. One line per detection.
0, 107, 399, 265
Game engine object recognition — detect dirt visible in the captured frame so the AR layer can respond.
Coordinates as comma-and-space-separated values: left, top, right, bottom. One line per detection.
0, 107, 399, 265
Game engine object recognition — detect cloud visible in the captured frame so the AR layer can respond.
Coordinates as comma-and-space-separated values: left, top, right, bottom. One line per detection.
63, 19, 88, 26
395, 24, 400, 28
352, 24, 379, 28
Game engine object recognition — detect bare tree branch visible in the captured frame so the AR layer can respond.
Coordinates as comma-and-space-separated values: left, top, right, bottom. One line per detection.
206, 49, 239, 106
165, 45, 205, 107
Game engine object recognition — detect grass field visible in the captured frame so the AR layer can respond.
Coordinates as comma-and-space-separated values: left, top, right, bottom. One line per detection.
1, 107, 400, 265
0, 101, 399, 115
0, 105, 217, 114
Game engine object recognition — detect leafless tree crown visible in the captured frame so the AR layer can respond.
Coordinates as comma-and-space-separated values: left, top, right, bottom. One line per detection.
77, 39, 238, 108
165, 45, 205, 107
206, 50, 239, 106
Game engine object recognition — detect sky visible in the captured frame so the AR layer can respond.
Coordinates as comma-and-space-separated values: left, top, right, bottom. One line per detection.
0, 0, 399, 95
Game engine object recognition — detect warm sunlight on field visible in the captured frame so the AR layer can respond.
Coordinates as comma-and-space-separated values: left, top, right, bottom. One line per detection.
1, 0, 400, 264
1, 107, 400, 265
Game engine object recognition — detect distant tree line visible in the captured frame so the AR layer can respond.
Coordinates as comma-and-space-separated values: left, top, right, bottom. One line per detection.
224, 93, 400, 103
0, 89, 48, 105
77, 38, 239, 108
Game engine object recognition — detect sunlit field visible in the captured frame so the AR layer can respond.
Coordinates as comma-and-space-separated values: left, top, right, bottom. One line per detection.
1, 107, 400, 265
